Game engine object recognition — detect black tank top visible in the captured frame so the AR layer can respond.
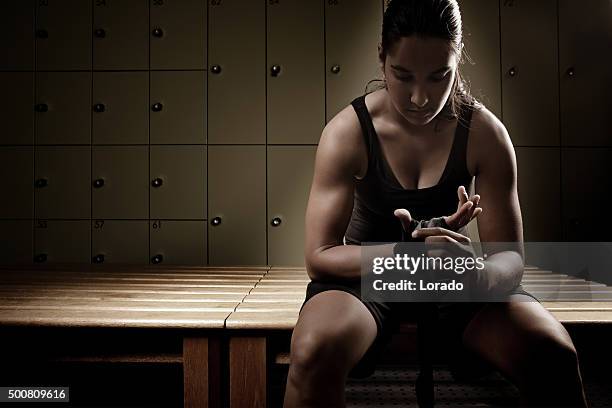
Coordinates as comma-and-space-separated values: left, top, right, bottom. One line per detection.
345, 94, 475, 244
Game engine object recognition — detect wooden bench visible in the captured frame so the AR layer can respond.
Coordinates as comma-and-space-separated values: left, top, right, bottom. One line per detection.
0, 265, 269, 407
225, 265, 612, 407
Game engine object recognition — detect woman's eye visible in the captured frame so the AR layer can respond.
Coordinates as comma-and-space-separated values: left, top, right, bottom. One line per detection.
431, 73, 449, 82
396, 76, 413, 82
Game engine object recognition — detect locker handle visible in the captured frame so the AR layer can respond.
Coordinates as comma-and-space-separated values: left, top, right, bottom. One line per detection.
35, 178, 48, 188
93, 103, 106, 113
34, 254, 47, 263
271, 217, 282, 227
152, 27, 164, 38
151, 254, 164, 264
36, 29, 48, 39
270, 65, 282, 77
92, 254, 105, 264
331, 65, 341, 74
151, 178, 163, 188
94, 28, 106, 38
210, 65, 222, 74
93, 178, 105, 188
508, 67, 517, 77
211, 217, 222, 226
151, 103, 163, 112
566, 67, 575, 77
35, 103, 48, 113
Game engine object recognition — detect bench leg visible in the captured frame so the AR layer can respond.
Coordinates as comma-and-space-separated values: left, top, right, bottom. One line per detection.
183, 336, 221, 408
229, 336, 266, 408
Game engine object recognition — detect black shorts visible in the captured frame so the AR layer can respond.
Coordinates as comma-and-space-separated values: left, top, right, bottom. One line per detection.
299, 279, 540, 379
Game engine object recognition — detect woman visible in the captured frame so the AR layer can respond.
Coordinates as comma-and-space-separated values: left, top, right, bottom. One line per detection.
284, 0, 588, 407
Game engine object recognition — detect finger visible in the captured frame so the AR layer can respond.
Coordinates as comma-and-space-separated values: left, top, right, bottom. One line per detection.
393, 208, 413, 232
469, 207, 483, 221
457, 185, 468, 207
447, 201, 473, 229
424, 235, 455, 244
413, 227, 471, 243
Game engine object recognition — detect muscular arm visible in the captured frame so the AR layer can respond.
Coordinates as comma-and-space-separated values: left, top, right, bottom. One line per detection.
472, 108, 525, 295
304, 109, 395, 281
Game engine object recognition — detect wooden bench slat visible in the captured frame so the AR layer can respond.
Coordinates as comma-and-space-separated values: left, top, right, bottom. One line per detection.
0, 299, 240, 311
0, 293, 245, 302
0, 286, 253, 295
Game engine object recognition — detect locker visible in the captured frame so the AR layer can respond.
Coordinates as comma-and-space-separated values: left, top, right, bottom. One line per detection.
562, 148, 612, 241
458, 0, 501, 118
149, 220, 207, 265
92, 220, 149, 264
0, 147, 33, 219
35, 0, 91, 71
150, 71, 206, 144
35, 72, 91, 145
150, 0, 207, 70
35, 147, 90, 219
150, 146, 206, 220
0, 2, 34, 70
93, 0, 148, 70
267, 146, 316, 266
34, 220, 90, 264
92, 146, 148, 219
267, 0, 324, 144
93, 72, 149, 145
208, 0, 265, 144
0, 220, 33, 264
208, 146, 266, 265
1, 73, 34, 145
515, 147, 561, 242
325, 0, 383, 122
559, 0, 612, 146
501, 0, 558, 146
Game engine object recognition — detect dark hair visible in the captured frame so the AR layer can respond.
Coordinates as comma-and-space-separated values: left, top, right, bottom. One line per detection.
367, 0, 478, 120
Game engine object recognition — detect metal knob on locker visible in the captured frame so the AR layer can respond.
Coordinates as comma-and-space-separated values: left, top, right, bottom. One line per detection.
94, 28, 106, 38
151, 254, 164, 264
93, 178, 105, 188
35, 178, 48, 188
271, 65, 282, 77
94, 103, 106, 113
35, 104, 48, 113
151, 103, 163, 112
331, 65, 341, 74
211, 217, 222, 226
92, 254, 105, 264
152, 27, 164, 38
211, 65, 222, 74
34, 254, 47, 263
271, 217, 282, 227
566, 67, 575, 77
151, 178, 163, 188
508, 66, 517, 77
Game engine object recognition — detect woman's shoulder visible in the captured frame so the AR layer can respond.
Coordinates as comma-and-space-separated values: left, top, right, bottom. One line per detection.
315, 99, 369, 179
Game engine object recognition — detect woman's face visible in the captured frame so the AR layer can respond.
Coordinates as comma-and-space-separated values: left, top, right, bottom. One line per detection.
382, 36, 458, 126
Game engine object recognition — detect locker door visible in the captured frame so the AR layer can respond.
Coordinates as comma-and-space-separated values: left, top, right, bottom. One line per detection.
150, 146, 206, 220
268, 146, 316, 266
92, 146, 149, 220
93, 0, 148, 70
325, 0, 383, 122
0, 220, 33, 264
562, 148, 612, 241
150, 220, 207, 265
150, 0, 206, 70
208, 0, 265, 144
267, 0, 324, 144
35, 72, 91, 145
501, 0, 558, 146
208, 146, 266, 265
93, 72, 149, 145
150, 71, 206, 144
516, 147, 561, 242
34, 220, 90, 264
35, 147, 91, 219
559, 0, 612, 146
1, 73, 34, 145
459, 0, 501, 118
35, 0, 91, 70
0, 2, 34, 70
0, 147, 33, 219
92, 220, 149, 264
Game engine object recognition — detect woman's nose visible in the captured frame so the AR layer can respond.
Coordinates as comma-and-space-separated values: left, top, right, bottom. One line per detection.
410, 88, 429, 108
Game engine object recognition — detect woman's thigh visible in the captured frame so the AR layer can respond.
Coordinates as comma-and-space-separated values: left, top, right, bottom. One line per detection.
289, 290, 379, 374
460, 294, 578, 385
